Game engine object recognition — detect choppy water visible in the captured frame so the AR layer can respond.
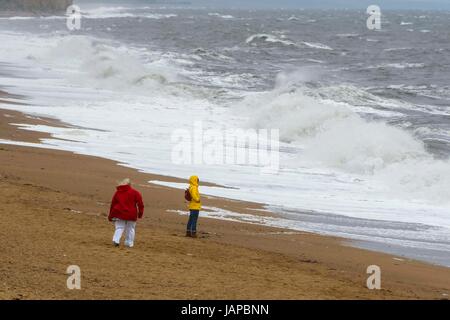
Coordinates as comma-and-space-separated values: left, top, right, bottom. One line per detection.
0, 5, 449, 266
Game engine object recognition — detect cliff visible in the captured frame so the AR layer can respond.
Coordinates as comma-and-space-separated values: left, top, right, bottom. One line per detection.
0, 0, 73, 13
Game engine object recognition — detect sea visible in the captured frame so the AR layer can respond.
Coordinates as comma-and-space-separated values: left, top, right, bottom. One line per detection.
0, 4, 449, 266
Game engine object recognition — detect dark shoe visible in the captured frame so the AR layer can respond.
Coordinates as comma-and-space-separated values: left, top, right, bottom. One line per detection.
191, 232, 198, 238
185, 231, 191, 237
113, 242, 120, 247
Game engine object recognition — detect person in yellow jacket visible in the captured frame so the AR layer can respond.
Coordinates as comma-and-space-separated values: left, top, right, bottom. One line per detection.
186, 175, 201, 238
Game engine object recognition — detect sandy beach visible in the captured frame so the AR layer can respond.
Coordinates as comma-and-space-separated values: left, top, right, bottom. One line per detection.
1, 94, 450, 299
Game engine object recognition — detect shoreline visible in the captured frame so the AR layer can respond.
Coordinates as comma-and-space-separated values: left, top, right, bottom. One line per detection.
1, 95, 450, 299
1, 96, 449, 268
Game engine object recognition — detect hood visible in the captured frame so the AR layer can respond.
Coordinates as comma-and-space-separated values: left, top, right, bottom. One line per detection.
116, 184, 131, 192
189, 175, 199, 186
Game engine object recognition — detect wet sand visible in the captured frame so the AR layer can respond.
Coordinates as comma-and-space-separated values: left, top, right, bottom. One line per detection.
0, 99, 450, 299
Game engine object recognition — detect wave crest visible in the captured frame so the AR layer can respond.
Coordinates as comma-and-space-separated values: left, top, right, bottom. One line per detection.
238, 70, 450, 203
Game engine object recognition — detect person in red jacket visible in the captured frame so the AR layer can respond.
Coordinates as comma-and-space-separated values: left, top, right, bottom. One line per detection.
108, 178, 144, 248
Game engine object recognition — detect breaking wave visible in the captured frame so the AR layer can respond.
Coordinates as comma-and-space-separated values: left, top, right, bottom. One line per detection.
302, 41, 333, 50
83, 6, 178, 19
246, 34, 297, 47
208, 13, 234, 19
367, 63, 425, 70
238, 70, 450, 203
246, 34, 333, 51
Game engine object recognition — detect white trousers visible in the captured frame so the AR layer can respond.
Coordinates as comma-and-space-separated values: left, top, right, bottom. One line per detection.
113, 219, 137, 247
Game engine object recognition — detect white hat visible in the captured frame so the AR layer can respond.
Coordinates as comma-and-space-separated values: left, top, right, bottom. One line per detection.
117, 178, 131, 186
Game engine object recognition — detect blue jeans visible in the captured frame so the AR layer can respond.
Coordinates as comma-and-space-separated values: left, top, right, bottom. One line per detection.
187, 210, 199, 233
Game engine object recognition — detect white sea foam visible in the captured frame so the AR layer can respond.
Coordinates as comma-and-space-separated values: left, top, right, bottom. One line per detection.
305, 59, 324, 64
0, 15, 67, 20
245, 35, 333, 51
384, 47, 412, 52
164, 205, 450, 255
82, 6, 177, 19
0, 31, 449, 262
301, 41, 333, 50
336, 33, 360, 38
246, 34, 297, 47
368, 63, 425, 69
208, 13, 234, 19
0, 8, 177, 21
236, 70, 450, 204
21, 34, 213, 101
145, 13, 177, 19
0, 16, 36, 20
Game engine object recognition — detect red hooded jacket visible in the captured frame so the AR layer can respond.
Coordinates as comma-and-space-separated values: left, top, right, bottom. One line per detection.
108, 185, 144, 222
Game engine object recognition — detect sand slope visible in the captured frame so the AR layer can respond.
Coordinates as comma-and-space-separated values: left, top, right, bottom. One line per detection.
0, 107, 449, 300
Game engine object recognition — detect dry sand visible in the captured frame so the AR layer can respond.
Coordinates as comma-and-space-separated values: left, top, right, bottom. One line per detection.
0, 100, 449, 300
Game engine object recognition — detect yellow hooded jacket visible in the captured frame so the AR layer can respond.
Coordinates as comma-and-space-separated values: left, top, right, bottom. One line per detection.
188, 175, 201, 210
